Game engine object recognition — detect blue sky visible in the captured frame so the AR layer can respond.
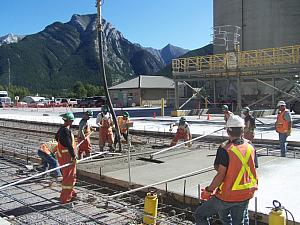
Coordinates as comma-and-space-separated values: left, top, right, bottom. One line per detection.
0, 0, 212, 50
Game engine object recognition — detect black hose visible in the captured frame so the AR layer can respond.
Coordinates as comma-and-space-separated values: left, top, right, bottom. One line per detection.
96, 0, 122, 152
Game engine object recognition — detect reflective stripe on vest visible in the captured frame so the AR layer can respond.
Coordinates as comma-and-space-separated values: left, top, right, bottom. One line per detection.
231, 145, 257, 190
276, 110, 289, 133
216, 141, 257, 202
61, 185, 74, 190
57, 132, 76, 158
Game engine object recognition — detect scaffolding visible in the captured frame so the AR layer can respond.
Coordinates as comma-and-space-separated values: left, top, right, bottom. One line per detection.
172, 44, 300, 110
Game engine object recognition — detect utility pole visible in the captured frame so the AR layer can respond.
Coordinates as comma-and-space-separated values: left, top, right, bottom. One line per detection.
96, 0, 122, 152
7, 58, 11, 88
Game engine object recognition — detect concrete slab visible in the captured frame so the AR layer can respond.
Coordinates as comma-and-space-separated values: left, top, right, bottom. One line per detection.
1, 108, 300, 222
92, 148, 300, 222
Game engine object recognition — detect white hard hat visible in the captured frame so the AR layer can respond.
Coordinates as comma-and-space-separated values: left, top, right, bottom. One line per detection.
277, 101, 286, 107
226, 115, 245, 128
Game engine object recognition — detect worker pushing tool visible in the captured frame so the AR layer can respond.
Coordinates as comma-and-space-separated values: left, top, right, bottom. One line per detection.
55, 112, 77, 204
169, 117, 192, 147
96, 105, 115, 151
37, 139, 61, 179
194, 115, 258, 224
117, 111, 133, 143
77, 110, 95, 159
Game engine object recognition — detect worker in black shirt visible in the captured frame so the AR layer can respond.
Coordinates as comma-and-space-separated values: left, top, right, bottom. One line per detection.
55, 112, 77, 204
195, 115, 258, 225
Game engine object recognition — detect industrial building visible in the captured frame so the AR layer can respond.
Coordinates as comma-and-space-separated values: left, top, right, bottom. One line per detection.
172, 0, 300, 112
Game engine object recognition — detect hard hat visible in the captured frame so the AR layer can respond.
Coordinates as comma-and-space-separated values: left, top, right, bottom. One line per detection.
242, 106, 250, 112
222, 105, 229, 111
85, 110, 93, 117
277, 101, 286, 107
123, 111, 129, 118
60, 112, 75, 121
102, 105, 109, 112
179, 117, 186, 122
226, 115, 245, 128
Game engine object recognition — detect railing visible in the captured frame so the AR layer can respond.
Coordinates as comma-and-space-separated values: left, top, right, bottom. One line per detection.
172, 45, 300, 73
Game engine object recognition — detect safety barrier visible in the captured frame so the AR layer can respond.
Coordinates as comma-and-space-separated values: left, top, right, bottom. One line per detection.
172, 45, 300, 73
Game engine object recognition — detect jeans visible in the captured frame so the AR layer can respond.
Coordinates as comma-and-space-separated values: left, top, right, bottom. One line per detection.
219, 206, 249, 225
37, 150, 61, 177
279, 133, 288, 157
194, 196, 249, 225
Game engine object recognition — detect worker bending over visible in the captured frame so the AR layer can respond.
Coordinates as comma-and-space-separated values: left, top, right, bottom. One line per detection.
37, 139, 61, 178
169, 117, 192, 147
55, 112, 77, 204
96, 105, 115, 151
275, 100, 292, 157
117, 111, 133, 143
77, 110, 95, 159
194, 115, 258, 224
222, 104, 233, 123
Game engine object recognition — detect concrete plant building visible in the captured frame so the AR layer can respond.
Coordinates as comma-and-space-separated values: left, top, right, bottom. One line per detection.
213, 0, 300, 53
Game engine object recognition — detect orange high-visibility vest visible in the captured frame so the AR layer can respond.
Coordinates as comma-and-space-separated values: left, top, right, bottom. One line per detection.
40, 140, 58, 155
276, 110, 289, 133
117, 116, 127, 134
57, 133, 76, 158
216, 141, 257, 202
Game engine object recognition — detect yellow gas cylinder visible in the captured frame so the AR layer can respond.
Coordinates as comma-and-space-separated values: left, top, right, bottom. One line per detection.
269, 200, 286, 225
143, 190, 158, 225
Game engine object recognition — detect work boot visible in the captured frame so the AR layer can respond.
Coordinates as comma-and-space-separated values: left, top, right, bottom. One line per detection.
99, 146, 104, 152
109, 145, 115, 152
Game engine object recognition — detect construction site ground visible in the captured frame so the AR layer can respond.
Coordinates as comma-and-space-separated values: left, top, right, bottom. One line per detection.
0, 107, 299, 224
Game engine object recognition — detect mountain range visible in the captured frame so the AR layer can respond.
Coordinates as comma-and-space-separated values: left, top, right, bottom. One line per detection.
0, 14, 211, 94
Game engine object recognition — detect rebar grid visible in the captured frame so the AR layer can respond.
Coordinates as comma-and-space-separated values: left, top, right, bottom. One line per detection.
0, 158, 195, 224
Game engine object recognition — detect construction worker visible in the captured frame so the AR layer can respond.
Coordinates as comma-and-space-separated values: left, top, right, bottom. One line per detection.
37, 139, 61, 178
242, 107, 256, 141
222, 104, 233, 123
275, 101, 292, 157
96, 105, 115, 151
117, 111, 133, 143
77, 110, 95, 159
169, 117, 192, 147
55, 112, 77, 204
194, 115, 258, 225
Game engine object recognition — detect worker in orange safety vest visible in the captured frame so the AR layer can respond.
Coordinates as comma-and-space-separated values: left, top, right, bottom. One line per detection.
169, 117, 192, 147
194, 115, 258, 225
275, 100, 292, 157
77, 110, 95, 159
117, 111, 133, 143
96, 105, 115, 151
37, 139, 61, 178
55, 112, 77, 204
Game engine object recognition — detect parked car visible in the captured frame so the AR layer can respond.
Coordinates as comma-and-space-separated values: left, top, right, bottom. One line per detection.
68, 98, 78, 107
78, 97, 94, 108
92, 96, 106, 107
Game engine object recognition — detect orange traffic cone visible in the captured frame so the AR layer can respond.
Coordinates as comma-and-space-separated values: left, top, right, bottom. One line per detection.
207, 113, 212, 120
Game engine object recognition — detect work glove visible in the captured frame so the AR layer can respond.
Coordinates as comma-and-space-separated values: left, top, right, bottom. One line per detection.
200, 186, 214, 201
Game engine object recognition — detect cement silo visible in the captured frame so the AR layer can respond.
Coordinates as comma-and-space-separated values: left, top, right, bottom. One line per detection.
213, 0, 300, 53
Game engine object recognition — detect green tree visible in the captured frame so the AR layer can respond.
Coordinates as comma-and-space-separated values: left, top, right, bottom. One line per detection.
85, 84, 97, 97
73, 81, 87, 98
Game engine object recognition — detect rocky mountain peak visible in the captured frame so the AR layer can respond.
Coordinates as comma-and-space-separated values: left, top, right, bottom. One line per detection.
0, 33, 25, 46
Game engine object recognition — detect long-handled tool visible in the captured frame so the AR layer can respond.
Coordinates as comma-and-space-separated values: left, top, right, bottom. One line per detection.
139, 127, 225, 163
0, 130, 105, 191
